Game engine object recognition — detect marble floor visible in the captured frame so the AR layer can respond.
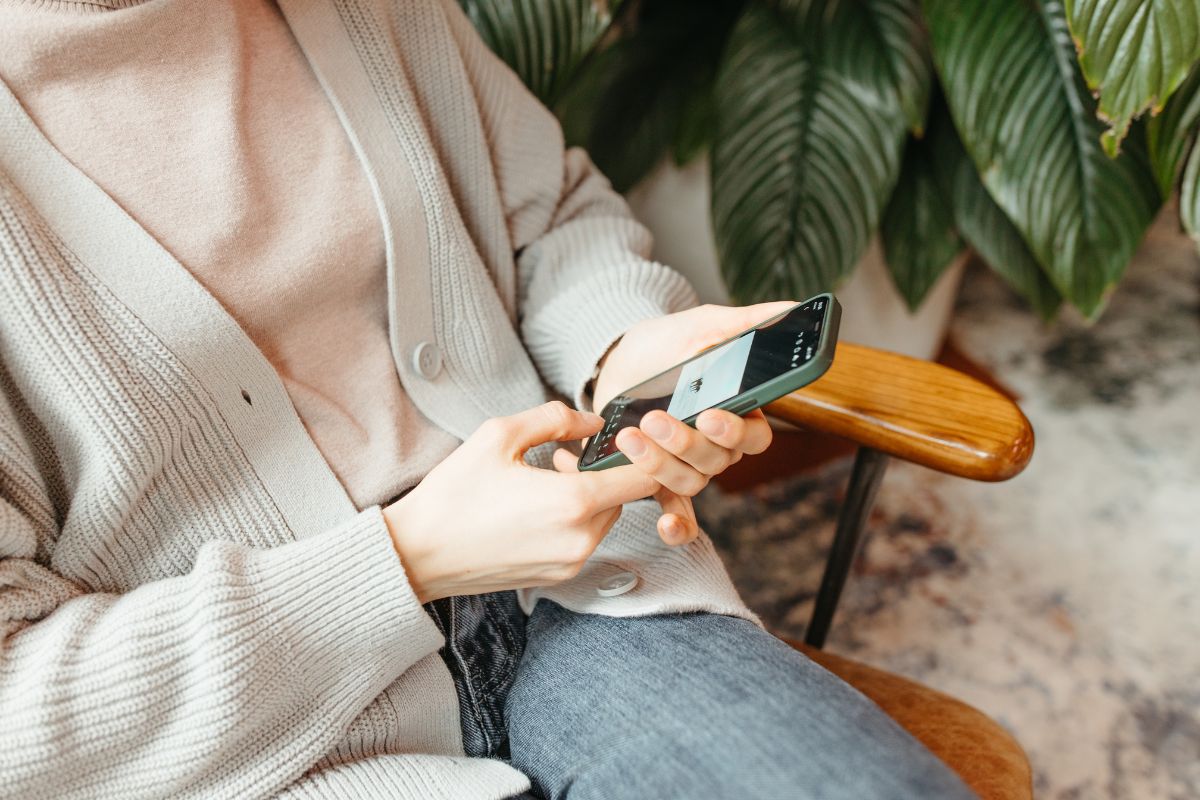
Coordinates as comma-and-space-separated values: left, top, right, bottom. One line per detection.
697, 210, 1200, 799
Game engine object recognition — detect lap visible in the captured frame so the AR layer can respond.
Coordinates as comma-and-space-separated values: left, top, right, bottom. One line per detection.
505, 601, 974, 800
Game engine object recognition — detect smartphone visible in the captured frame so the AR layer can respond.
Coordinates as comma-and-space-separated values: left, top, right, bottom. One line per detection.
579, 293, 841, 471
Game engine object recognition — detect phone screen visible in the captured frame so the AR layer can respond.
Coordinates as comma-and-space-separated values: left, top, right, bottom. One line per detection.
581, 297, 831, 467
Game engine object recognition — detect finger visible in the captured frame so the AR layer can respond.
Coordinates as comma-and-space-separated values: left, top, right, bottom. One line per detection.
615, 427, 709, 496
655, 488, 698, 546
640, 410, 735, 475
729, 301, 800, 334
695, 408, 773, 455
590, 503, 624, 538
482, 401, 603, 456
553, 447, 580, 473
689, 301, 799, 351
575, 462, 661, 509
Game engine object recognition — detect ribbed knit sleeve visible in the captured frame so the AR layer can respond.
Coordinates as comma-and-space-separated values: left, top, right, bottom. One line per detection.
437, 0, 698, 410
0, 510, 443, 799
514, 154, 700, 411
0, 387, 444, 799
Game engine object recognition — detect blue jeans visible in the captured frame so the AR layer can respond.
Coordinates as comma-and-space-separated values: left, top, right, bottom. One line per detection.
429, 594, 976, 799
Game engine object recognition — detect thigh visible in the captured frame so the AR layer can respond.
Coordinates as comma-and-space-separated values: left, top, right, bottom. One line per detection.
505, 601, 975, 800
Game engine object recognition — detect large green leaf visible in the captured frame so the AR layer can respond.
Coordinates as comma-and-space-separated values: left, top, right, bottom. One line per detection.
711, 0, 929, 303
1146, 61, 1200, 246
925, 0, 1162, 317
883, 100, 1062, 317
671, 75, 719, 168
1147, 62, 1200, 194
881, 135, 963, 310
1066, 0, 1200, 154
555, 0, 743, 192
928, 105, 1063, 319
1181, 133, 1200, 243
776, 1, 932, 135
458, 0, 619, 106
870, 0, 935, 133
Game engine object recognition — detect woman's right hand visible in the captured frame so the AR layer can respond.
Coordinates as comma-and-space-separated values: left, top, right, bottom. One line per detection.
383, 402, 663, 603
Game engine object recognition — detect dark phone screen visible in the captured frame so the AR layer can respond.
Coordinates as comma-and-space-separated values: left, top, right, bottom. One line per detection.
581, 297, 830, 465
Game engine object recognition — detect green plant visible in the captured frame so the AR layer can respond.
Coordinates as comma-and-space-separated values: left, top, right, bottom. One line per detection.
461, 0, 1200, 319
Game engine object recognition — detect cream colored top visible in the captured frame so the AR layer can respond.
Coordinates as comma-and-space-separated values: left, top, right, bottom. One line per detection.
0, 0, 459, 508
0, 0, 752, 797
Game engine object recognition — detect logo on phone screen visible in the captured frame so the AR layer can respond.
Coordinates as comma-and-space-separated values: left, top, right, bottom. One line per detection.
667, 332, 755, 420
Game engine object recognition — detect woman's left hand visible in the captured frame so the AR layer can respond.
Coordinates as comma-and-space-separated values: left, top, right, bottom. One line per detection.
554, 302, 794, 547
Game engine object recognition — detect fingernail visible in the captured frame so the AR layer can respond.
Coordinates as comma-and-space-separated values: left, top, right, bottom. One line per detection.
697, 415, 726, 437
584, 412, 604, 426
620, 431, 647, 457
665, 518, 687, 544
642, 415, 671, 441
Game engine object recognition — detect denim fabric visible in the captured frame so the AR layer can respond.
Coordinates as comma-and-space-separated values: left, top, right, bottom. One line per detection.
436, 594, 976, 799
503, 601, 977, 800
426, 591, 526, 759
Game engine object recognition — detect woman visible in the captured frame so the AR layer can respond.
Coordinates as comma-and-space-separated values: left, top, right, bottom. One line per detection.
0, 1, 974, 798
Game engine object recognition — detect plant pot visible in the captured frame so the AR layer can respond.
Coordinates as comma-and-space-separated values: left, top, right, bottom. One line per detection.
834, 238, 966, 360
625, 155, 965, 360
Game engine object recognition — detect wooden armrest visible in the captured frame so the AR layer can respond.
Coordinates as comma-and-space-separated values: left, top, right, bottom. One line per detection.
764, 343, 1033, 482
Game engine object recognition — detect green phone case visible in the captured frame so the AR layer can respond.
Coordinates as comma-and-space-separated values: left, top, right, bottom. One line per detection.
579, 293, 842, 471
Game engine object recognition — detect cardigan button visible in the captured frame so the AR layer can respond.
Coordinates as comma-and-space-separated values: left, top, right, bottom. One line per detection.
412, 342, 443, 380
596, 571, 638, 597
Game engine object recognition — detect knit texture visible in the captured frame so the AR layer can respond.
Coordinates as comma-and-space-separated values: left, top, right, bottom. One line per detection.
0, 0, 754, 797
0, 0, 463, 510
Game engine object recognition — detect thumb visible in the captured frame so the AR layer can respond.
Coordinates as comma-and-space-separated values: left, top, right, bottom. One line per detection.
726, 301, 797, 336
553, 447, 581, 473
484, 401, 603, 456
692, 301, 798, 352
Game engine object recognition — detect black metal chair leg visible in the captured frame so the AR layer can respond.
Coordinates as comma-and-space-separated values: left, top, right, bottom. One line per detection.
804, 447, 890, 649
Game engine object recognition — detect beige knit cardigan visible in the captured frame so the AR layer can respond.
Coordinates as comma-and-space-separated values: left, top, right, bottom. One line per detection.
0, 0, 754, 798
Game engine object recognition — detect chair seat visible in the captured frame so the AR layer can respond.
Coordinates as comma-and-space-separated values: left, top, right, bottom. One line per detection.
784, 640, 1032, 800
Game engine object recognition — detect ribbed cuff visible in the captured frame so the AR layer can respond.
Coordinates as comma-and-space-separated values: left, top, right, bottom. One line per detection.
521, 249, 697, 410
244, 507, 444, 708
517, 499, 759, 625
556, 262, 697, 411
568, 290, 682, 412
280, 753, 530, 800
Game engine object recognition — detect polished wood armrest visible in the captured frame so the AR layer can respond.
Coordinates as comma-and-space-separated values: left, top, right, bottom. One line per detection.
764, 343, 1034, 482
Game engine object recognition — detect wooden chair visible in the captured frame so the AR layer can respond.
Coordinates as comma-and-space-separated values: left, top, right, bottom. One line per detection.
763, 342, 1035, 800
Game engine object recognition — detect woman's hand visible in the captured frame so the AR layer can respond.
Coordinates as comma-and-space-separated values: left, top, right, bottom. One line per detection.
584, 303, 795, 545
383, 402, 661, 604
